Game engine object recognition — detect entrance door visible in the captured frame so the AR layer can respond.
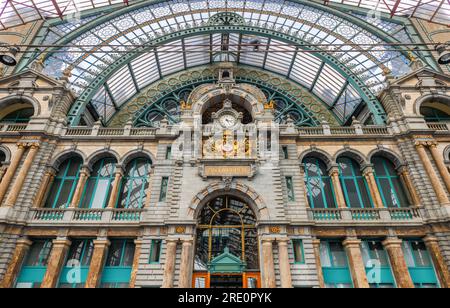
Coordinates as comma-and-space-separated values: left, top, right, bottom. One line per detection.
192, 272, 261, 288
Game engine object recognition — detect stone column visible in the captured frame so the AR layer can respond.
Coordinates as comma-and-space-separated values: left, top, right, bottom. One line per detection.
33, 168, 56, 208
329, 166, 347, 208
312, 239, 325, 288
129, 239, 142, 288
178, 239, 194, 288
70, 166, 90, 208
4, 143, 40, 207
0, 238, 32, 288
423, 235, 450, 288
382, 237, 414, 288
162, 239, 178, 288
362, 166, 384, 208
277, 238, 292, 288
429, 143, 450, 194
398, 166, 421, 206
106, 166, 124, 209
261, 238, 276, 288
0, 165, 8, 182
41, 238, 71, 288
0, 143, 26, 205
415, 143, 449, 205
342, 238, 369, 288
85, 239, 110, 288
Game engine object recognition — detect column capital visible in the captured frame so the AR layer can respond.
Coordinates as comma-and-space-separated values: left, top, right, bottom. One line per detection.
276, 237, 290, 245
165, 238, 179, 244
28, 143, 40, 149
312, 238, 321, 247
16, 142, 27, 149
79, 165, 91, 176
328, 165, 340, 176
93, 239, 110, 247
181, 238, 194, 245
427, 141, 438, 148
16, 238, 33, 247
342, 238, 362, 247
261, 238, 274, 244
134, 239, 143, 246
423, 235, 439, 245
382, 237, 403, 248
52, 238, 72, 247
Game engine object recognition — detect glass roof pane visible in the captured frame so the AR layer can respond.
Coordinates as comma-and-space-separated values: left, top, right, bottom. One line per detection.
312, 64, 346, 105
106, 65, 136, 106
130, 53, 160, 89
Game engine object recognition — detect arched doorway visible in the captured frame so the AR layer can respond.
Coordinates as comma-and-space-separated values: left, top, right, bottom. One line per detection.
193, 195, 260, 288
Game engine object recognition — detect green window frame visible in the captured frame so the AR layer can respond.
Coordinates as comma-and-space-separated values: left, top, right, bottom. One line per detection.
420, 106, 450, 123
149, 240, 162, 264
79, 158, 116, 209
45, 157, 82, 209
159, 177, 169, 202
100, 239, 135, 288
402, 240, 439, 288
117, 158, 151, 209
320, 240, 353, 288
361, 240, 395, 288
292, 239, 305, 264
303, 157, 337, 208
166, 146, 172, 160
372, 157, 410, 208
58, 239, 94, 288
16, 239, 53, 288
0, 107, 34, 123
337, 157, 373, 208
286, 176, 295, 202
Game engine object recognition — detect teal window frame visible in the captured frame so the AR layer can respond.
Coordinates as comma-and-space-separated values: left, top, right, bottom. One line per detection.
372, 157, 409, 208
282, 146, 289, 159
166, 146, 172, 160
320, 240, 353, 288
117, 158, 151, 209
0, 107, 34, 123
361, 240, 396, 288
58, 239, 94, 288
286, 176, 295, 202
402, 240, 439, 288
16, 239, 53, 288
100, 239, 135, 288
338, 157, 374, 208
304, 158, 337, 208
292, 239, 305, 264
420, 106, 450, 123
79, 158, 116, 209
148, 239, 162, 264
159, 177, 169, 202
45, 158, 82, 209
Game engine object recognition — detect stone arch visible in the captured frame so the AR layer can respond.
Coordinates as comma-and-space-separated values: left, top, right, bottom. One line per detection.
188, 181, 269, 221
85, 149, 120, 169
0, 95, 41, 118
119, 149, 156, 167
414, 93, 450, 117
50, 149, 87, 170
368, 148, 405, 170
299, 148, 334, 170
334, 148, 368, 167
0, 145, 12, 165
443, 145, 450, 164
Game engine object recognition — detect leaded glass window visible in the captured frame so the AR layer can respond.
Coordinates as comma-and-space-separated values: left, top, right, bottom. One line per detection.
117, 158, 151, 209
420, 106, 450, 123
16, 240, 53, 288
0, 108, 34, 123
303, 157, 336, 208
337, 157, 373, 208
402, 240, 439, 288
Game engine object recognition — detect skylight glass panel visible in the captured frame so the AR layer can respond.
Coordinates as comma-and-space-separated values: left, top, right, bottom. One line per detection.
333, 85, 361, 122
289, 53, 323, 88
185, 35, 211, 68
107, 65, 136, 106
264, 41, 296, 76
130, 52, 160, 89
312, 64, 346, 105
157, 41, 185, 76
91, 86, 116, 122
239, 35, 268, 67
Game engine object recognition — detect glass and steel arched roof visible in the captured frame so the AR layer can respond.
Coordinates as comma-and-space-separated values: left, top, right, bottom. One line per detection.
11, 0, 444, 126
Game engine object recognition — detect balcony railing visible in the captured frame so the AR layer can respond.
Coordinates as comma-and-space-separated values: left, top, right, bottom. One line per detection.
427, 123, 449, 131
309, 207, 421, 223
0, 123, 28, 132
29, 208, 143, 224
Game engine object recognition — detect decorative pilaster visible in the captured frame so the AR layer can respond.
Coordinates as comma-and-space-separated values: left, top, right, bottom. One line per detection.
423, 235, 450, 288
398, 166, 421, 206
178, 239, 194, 288
342, 238, 369, 288
70, 166, 90, 208
41, 238, 71, 288
4, 143, 40, 207
415, 142, 449, 205
261, 238, 276, 288
85, 239, 110, 288
329, 166, 346, 208
277, 238, 292, 288
382, 237, 414, 288
0, 238, 32, 288
129, 239, 142, 288
429, 143, 450, 194
0, 143, 26, 205
106, 166, 124, 209
362, 166, 384, 208
312, 239, 325, 288
162, 239, 178, 288
33, 168, 56, 208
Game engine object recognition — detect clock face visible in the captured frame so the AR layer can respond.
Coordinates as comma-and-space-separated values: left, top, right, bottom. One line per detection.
219, 114, 237, 128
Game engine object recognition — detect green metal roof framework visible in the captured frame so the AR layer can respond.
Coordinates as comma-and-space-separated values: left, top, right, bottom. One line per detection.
13, 0, 443, 126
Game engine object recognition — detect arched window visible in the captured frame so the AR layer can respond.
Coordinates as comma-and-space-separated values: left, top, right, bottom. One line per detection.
45, 157, 83, 208
372, 156, 410, 208
0, 151, 6, 165
117, 158, 152, 209
303, 157, 336, 208
420, 105, 450, 122
337, 156, 373, 208
0, 107, 34, 123
79, 157, 116, 209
